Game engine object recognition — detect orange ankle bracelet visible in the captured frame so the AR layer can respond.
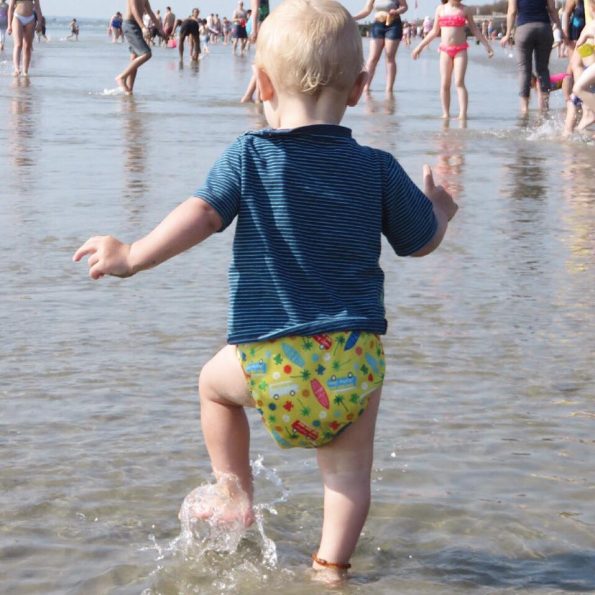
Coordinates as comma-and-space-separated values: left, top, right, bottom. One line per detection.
311, 552, 351, 570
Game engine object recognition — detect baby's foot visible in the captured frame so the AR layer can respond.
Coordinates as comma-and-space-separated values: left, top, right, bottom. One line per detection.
180, 479, 255, 529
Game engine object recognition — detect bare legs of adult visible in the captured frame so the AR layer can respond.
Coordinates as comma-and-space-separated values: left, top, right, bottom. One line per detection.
11, 17, 23, 76
363, 38, 384, 95
21, 21, 34, 76
383, 39, 400, 95
116, 51, 152, 95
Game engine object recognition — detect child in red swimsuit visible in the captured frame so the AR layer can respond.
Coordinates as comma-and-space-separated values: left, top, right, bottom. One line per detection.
411, 0, 493, 119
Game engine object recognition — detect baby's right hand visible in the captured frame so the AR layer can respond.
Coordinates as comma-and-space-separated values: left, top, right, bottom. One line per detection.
423, 165, 458, 222
73, 235, 134, 280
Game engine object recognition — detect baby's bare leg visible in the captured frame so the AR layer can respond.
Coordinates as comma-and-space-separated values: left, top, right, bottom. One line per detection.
314, 387, 382, 575
198, 345, 256, 526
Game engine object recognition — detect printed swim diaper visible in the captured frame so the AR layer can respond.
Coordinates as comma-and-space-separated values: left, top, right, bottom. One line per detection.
237, 331, 385, 448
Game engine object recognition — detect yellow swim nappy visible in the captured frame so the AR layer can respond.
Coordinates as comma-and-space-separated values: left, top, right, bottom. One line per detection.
577, 43, 594, 59
237, 331, 385, 448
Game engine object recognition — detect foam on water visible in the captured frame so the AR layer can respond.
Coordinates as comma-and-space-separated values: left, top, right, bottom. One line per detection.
98, 87, 126, 97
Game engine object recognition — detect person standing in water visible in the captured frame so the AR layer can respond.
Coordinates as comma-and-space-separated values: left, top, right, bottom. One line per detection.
353, 0, 409, 96
0, 0, 9, 52
7, 0, 42, 77
411, 0, 494, 119
240, 0, 270, 102
67, 18, 79, 40
74, 0, 457, 577
178, 8, 201, 64
162, 6, 176, 43
116, 0, 164, 95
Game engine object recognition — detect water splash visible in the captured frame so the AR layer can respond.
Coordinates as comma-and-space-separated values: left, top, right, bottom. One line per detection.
143, 455, 288, 570
94, 87, 126, 97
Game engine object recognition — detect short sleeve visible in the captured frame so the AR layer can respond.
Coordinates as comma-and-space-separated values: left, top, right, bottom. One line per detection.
193, 139, 243, 231
381, 153, 437, 256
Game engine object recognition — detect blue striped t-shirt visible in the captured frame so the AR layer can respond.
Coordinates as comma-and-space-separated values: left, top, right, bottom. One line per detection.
194, 125, 437, 344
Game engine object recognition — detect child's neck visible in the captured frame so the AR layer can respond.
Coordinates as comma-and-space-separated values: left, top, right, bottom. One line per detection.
271, 90, 349, 129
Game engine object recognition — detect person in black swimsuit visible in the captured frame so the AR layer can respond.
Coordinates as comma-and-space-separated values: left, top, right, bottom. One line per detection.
178, 8, 201, 63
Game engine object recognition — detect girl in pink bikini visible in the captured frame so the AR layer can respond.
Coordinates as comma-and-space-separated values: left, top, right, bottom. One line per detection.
412, 0, 493, 119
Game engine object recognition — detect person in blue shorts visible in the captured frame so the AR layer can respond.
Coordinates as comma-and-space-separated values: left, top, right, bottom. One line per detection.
74, 0, 457, 579
354, 0, 409, 95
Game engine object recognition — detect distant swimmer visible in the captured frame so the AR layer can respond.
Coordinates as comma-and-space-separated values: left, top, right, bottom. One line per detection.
116, 0, 164, 95
7, 0, 43, 77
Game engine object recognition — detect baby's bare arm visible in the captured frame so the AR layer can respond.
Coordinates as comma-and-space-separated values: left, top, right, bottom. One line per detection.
411, 165, 457, 257
73, 197, 222, 279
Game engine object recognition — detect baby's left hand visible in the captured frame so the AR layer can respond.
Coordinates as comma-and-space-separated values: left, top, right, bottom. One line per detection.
73, 235, 134, 280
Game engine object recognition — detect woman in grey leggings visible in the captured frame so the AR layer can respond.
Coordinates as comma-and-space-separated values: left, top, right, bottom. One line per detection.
501, 0, 565, 113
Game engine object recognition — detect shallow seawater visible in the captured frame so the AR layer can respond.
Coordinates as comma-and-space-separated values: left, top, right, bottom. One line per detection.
1, 18, 594, 594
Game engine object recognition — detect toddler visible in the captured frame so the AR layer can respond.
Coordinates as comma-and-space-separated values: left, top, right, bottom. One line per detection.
74, 0, 457, 578
412, 0, 493, 119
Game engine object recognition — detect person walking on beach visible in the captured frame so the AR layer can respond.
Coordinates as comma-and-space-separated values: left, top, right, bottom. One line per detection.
240, 0, 270, 102
500, 0, 566, 113
73, 0, 457, 578
231, 1, 248, 55
162, 6, 175, 42
411, 0, 494, 119
67, 18, 79, 41
7, 0, 42, 77
353, 0, 409, 95
0, 0, 8, 52
117, 0, 164, 95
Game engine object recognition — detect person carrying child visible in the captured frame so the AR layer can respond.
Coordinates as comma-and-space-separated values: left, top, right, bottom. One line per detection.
412, 0, 493, 119
73, 0, 457, 579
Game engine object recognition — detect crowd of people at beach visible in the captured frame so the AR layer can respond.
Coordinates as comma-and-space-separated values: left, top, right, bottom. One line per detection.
2, 0, 592, 130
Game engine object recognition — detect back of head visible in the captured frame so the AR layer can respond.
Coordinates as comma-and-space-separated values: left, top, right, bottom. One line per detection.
255, 0, 363, 96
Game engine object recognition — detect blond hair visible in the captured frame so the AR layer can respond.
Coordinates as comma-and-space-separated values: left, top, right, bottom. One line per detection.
254, 0, 364, 96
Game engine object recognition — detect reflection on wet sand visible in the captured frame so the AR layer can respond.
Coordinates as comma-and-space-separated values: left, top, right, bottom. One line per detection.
560, 146, 595, 271
119, 97, 149, 203
433, 119, 466, 199
9, 77, 37, 176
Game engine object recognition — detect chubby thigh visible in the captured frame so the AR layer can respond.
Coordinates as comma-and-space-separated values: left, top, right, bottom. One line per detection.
237, 331, 385, 448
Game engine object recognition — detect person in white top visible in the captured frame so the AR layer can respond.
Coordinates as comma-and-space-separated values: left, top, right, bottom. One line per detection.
353, 0, 409, 95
